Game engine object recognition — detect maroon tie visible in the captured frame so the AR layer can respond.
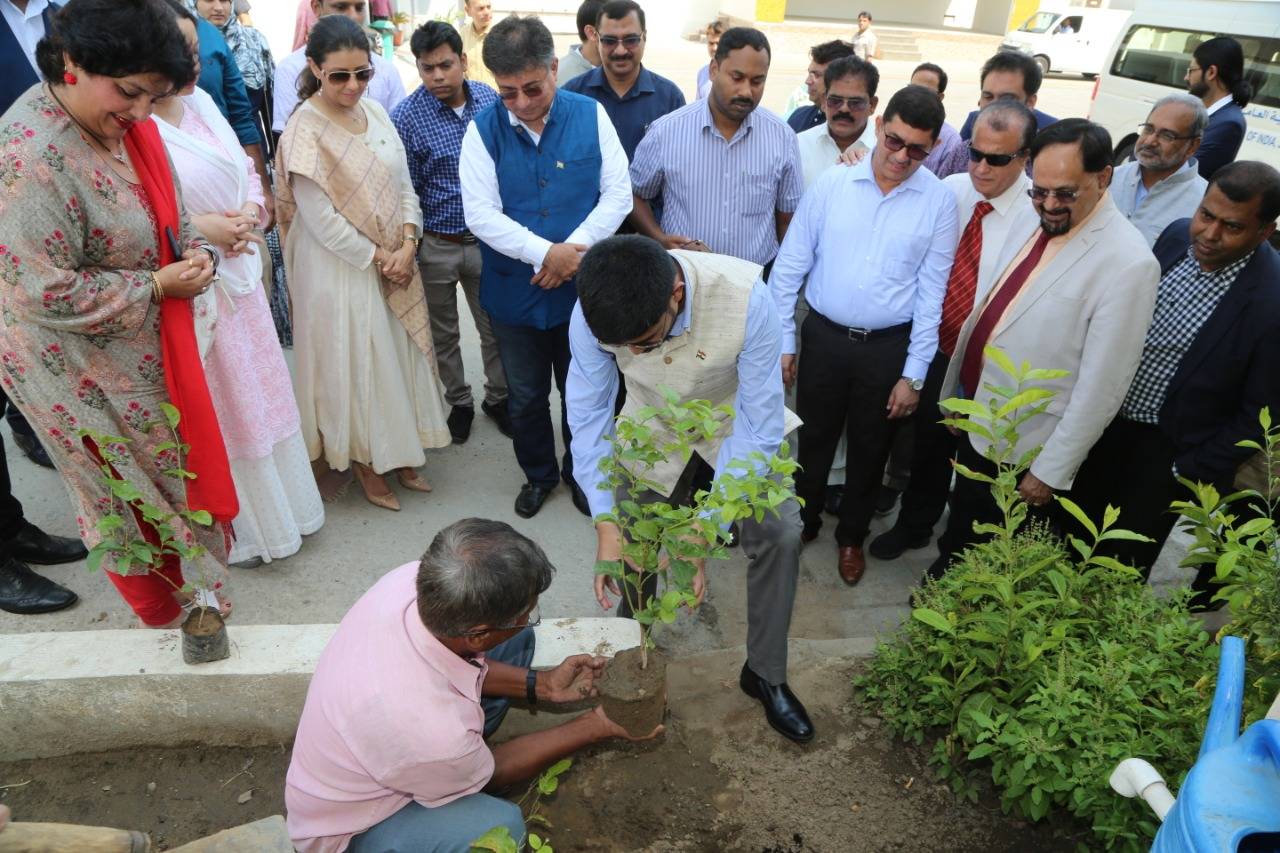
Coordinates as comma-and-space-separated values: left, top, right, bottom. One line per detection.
937, 200, 993, 357
958, 228, 1053, 399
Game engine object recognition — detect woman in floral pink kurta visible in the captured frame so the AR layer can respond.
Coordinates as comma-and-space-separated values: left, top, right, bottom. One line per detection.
0, 85, 227, 624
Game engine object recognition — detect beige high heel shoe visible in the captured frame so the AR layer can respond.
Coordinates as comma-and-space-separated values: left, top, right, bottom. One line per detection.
396, 467, 433, 493
354, 462, 400, 511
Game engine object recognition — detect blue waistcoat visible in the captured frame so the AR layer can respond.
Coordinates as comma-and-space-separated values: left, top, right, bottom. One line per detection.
473, 90, 601, 330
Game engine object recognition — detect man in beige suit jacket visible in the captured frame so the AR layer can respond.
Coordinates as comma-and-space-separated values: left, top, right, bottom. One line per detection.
926, 118, 1160, 581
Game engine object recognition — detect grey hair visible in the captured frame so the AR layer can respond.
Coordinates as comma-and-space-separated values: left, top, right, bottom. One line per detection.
416, 518, 555, 637
1149, 93, 1209, 138
974, 99, 1038, 151
482, 15, 555, 78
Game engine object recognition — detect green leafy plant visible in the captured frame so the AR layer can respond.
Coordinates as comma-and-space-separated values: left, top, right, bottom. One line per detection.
592, 388, 799, 668
469, 760, 572, 852
1172, 406, 1280, 721
857, 351, 1215, 850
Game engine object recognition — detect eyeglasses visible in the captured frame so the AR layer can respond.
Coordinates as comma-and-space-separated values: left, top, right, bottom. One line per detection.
967, 144, 1026, 167
459, 603, 541, 637
1137, 123, 1200, 144
320, 66, 375, 84
1187, 63, 1202, 75
825, 94, 870, 112
497, 74, 551, 102
599, 34, 643, 48
1028, 187, 1080, 202
881, 132, 931, 161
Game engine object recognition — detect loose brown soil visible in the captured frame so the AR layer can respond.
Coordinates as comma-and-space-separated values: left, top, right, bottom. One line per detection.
597, 646, 668, 737
181, 607, 229, 664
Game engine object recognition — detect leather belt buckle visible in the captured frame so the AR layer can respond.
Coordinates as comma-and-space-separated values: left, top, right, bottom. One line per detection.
846, 326, 872, 342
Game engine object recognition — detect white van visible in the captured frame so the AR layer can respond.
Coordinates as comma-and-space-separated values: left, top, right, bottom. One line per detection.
1088, 0, 1280, 165
1000, 7, 1133, 78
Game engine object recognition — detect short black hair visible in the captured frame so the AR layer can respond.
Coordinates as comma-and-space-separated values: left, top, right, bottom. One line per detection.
577, 236, 678, 345
1194, 36, 1253, 107
913, 61, 948, 94
882, 85, 946, 140
598, 0, 644, 32
575, 0, 605, 41
36, 0, 196, 91
1030, 118, 1113, 172
1209, 161, 1280, 224
810, 39, 854, 66
974, 100, 1037, 152
858, 10, 872, 20
715, 26, 770, 63
484, 15, 556, 77
410, 20, 463, 60
824, 55, 879, 98
980, 50, 1043, 97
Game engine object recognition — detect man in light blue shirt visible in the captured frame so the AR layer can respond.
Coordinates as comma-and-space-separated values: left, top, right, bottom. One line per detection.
771, 85, 959, 586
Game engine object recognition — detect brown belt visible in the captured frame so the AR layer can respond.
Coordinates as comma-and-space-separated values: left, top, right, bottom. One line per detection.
424, 230, 478, 245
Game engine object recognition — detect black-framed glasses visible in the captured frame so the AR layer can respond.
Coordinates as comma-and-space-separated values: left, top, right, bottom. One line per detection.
459, 602, 541, 637
1028, 187, 1080, 202
967, 143, 1026, 167
882, 132, 931, 161
1137, 123, 1200, 144
825, 94, 870, 112
599, 34, 643, 48
321, 66, 375, 84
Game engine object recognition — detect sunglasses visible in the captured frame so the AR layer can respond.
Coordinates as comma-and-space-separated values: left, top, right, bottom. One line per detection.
600, 34, 643, 48
321, 66, 375, 84
967, 144, 1026, 167
825, 94, 870, 112
1028, 187, 1080, 202
497, 77, 551, 102
882, 132, 931, 162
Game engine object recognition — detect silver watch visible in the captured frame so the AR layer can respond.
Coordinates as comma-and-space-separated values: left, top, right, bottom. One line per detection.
902, 376, 924, 392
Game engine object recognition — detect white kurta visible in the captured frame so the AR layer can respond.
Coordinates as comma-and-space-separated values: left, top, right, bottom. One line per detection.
285, 100, 450, 474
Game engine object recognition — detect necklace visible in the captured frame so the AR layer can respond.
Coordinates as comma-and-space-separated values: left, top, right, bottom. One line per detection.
47, 85, 132, 168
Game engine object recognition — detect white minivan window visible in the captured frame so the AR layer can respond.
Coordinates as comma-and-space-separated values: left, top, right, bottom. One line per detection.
1018, 12, 1059, 34
1109, 25, 1280, 108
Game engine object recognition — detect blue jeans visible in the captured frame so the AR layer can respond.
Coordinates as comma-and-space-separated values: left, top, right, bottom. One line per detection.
347, 628, 536, 853
490, 320, 573, 489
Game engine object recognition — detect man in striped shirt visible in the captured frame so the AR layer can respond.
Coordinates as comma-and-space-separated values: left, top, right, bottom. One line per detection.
627, 27, 802, 270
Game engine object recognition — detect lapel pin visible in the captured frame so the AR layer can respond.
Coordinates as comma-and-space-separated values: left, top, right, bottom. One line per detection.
556, 160, 565, 169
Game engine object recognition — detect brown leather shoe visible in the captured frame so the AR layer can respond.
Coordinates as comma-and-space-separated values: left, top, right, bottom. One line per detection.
838, 545, 866, 586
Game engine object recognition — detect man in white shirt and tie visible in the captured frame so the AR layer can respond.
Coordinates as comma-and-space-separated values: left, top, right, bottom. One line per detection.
870, 100, 1041, 562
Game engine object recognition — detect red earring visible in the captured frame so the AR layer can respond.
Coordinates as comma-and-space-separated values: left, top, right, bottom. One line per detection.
63, 71, 77, 85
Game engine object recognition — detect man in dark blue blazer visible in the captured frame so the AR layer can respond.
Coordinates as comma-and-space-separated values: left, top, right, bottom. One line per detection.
1070, 161, 1280, 607
1186, 35, 1252, 179
957, 51, 1057, 142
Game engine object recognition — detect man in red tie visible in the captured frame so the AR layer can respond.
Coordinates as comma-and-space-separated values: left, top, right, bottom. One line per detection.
870, 101, 1041, 562
925, 118, 1160, 581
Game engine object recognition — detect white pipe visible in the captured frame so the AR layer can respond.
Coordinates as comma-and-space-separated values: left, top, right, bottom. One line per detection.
1109, 758, 1176, 821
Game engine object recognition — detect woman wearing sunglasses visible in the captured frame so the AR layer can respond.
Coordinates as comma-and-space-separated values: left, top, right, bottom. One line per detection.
276, 15, 450, 512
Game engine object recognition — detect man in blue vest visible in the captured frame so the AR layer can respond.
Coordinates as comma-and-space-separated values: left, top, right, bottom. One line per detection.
460, 15, 632, 519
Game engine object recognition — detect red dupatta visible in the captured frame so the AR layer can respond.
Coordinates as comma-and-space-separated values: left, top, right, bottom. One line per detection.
123, 118, 238, 523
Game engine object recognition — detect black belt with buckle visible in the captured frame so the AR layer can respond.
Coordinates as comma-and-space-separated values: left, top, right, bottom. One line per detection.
425, 230, 478, 245
812, 311, 912, 342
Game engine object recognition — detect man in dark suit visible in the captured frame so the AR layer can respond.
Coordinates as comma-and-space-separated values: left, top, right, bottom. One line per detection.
1185, 36, 1252, 180
1070, 161, 1280, 608
957, 52, 1057, 142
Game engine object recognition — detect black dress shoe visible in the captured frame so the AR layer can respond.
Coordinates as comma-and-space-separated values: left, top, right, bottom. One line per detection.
447, 405, 475, 445
515, 483, 554, 519
0, 557, 77, 614
10, 428, 54, 469
823, 484, 843, 517
8, 521, 87, 565
868, 525, 932, 561
567, 478, 592, 518
739, 663, 815, 743
482, 400, 515, 439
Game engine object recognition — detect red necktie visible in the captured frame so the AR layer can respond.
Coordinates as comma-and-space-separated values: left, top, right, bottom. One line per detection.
937, 200, 993, 357
958, 228, 1053, 399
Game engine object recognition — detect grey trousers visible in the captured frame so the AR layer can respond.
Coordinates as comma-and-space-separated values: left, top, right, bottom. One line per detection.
614, 457, 801, 685
418, 235, 507, 409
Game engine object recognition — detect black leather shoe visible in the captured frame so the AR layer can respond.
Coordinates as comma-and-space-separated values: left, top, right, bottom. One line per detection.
823, 484, 843, 517
0, 557, 77, 614
567, 478, 591, 518
8, 521, 87, 565
10, 428, 54, 469
482, 400, 515, 439
447, 405, 475, 444
739, 663, 814, 743
515, 483, 554, 519
868, 525, 932, 561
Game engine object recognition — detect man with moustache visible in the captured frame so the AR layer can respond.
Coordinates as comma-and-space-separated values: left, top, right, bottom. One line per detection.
926, 119, 1160, 581
562, 0, 684, 161
1113, 94, 1208, 247
795, 55, 878, 189
869, 101, 1040, 562
628, 27, 802, 269
771, 85, 959, 586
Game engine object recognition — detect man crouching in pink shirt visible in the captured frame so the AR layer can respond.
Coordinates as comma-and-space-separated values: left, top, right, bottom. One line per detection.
285, 518, 660, 852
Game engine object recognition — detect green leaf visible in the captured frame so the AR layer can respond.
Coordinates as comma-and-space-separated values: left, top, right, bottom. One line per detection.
1054, 497, 1097, 539
468, 825, 519, 853
184, 509, 213, 527
911, 608, 954, 635
159, 402, 181, 430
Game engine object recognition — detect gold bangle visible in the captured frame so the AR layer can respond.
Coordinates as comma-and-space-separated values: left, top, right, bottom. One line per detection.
150, 271, 164, 304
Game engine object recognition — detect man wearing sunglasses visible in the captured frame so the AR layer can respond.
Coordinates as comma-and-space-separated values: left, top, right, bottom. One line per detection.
927, 119, 1160, 581
796, 55, 878, 190
870, 101, 1039, 564
771, 85, 959, 587
287, 519, 658, 853
460, 15, 631, 520
561, 0, 684, 161
1112, 94, 1208, 247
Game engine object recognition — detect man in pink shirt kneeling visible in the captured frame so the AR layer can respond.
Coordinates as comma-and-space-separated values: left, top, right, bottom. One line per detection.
286, 518, 659, 853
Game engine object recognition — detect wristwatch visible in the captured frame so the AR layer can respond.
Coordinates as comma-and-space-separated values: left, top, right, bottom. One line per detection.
902, 376, 925, 392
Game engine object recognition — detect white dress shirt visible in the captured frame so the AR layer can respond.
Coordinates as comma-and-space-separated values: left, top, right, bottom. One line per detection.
272, 48, 405, 134
1205, 93, 1234, 117
1, 0, 49, 74
941, 169, 1040, 302
770, 156, 960, 380
459, 99, 632, 271
796, 120, 877, 190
